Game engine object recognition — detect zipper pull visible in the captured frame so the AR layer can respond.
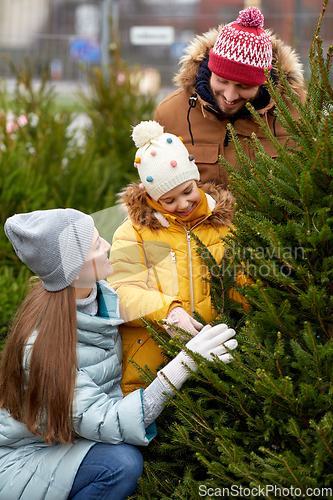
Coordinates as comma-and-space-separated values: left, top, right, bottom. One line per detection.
171, 251, 176, 263
186, 232, 191, 242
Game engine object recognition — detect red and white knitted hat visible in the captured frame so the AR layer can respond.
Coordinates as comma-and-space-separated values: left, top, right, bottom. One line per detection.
208, 7, 272, 86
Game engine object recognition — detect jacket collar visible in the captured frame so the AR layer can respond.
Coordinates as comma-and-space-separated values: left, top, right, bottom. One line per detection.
117, 182, 235, 231
76, 281, 123, 346
145, 188, 210, 228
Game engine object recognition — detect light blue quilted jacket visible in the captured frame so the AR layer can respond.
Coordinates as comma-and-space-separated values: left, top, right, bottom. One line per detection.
0, 281, 156, 500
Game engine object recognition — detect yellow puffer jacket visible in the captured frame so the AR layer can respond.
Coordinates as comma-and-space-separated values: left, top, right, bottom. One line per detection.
108, 182, 247, 395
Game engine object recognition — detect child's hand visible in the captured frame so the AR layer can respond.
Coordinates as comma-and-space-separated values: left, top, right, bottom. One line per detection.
163, 307, 203, 340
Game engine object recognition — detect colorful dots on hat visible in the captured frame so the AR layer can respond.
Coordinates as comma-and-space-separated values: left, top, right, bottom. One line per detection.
189, 155, 195, 161
134, 162, 138, 168
131, 120, 200, 202
139, 183, 145, 190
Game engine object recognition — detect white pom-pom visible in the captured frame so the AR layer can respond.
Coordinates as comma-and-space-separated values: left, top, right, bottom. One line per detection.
132, 120, 164, 148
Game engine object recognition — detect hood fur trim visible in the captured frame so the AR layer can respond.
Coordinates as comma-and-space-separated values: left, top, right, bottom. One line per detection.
117, 182, 235, 230
174, 27, 306, 101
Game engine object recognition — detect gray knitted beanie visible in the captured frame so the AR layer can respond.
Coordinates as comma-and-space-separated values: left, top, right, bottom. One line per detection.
4, 208, 95, 292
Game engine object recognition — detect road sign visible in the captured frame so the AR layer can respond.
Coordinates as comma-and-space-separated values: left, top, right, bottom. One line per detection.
69, 38, 101, 63
130, 26, 175, 46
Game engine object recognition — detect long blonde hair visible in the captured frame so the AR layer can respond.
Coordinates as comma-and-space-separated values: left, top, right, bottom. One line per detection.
0, 279, 77, 445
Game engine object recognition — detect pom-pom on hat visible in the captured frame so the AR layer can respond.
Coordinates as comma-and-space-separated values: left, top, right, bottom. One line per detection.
208, 6, 272, 86
132, 120, 200, 201
4, 208, 94, 292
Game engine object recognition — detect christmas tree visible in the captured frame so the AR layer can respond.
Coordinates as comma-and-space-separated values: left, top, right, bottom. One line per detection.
131, 2, 333, 498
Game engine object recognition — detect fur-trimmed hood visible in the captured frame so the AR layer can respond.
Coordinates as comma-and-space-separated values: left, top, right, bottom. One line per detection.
173, 27, 306, 102
117, 182, 235, 231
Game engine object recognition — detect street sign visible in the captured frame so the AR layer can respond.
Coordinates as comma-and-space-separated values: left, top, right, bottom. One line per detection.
69, 38, 101, 63
130, 26, 175, 46
75, 5, 100, 37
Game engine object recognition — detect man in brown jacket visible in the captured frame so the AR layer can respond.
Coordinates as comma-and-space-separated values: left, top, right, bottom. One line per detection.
154, 7, 307, 188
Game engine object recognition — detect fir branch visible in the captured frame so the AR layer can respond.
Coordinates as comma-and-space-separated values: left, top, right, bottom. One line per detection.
246, 99, 315, 164
310, 412, 333, 460
191, 231, 245, 326
287, 418, 314, 456
261, 448, 305, 489
265, 66, 308, 134
309, 0, 329, 65
314, 38, 332, 110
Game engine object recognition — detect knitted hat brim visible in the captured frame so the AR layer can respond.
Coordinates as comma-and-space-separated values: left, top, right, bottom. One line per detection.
150, 169, 200, 201
208, 49, 272, 86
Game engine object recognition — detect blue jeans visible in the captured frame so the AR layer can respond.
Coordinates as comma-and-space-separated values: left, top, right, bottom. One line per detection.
68, 442, 143, 500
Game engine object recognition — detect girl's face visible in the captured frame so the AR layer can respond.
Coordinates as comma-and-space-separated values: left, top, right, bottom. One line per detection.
75, 227, 113, 288
158, 180, 201, 218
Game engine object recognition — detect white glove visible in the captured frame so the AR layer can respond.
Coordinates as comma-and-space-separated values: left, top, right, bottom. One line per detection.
163, 307, 203, 340
157, 323, 237, 390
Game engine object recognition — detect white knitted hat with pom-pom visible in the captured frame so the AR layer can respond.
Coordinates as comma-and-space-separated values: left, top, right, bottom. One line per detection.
132, 120, 200, 201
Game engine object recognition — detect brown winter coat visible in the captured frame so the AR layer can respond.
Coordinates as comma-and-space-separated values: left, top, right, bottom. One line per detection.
154, 29, 307, 188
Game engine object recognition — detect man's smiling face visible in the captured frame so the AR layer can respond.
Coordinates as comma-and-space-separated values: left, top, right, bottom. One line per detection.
210, 72, 260, 116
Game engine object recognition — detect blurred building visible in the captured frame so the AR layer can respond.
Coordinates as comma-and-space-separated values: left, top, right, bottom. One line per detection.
0, 0, 331, 85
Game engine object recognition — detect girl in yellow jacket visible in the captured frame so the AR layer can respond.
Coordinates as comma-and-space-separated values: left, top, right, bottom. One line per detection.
109, 120, 246, 396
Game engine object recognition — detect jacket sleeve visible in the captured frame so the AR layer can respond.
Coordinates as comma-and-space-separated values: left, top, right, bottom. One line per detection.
108, 221, 181, 327
228, 272, 251, 312
73, 369, 156, 446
